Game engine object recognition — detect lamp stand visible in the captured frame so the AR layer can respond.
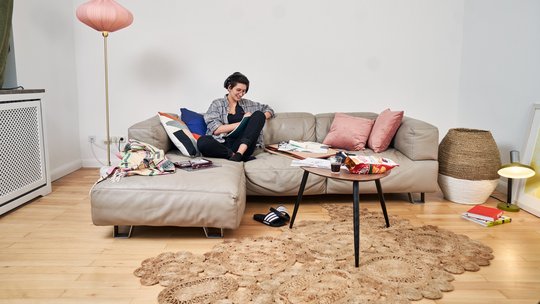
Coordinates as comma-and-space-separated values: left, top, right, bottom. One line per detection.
102, 31, 111, 166
497, 178, 520, 212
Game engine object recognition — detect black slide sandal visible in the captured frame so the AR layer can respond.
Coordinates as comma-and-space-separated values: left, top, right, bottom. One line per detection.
253, 208, 288, 227
270, 206, 290, 222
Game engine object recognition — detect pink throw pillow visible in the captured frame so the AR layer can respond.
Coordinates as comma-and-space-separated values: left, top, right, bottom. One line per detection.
323, 113, 374, 151
367, 109, 404, 153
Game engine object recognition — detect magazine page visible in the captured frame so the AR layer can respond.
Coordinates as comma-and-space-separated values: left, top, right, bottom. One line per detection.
278, 140, 329, 153
290, 157, 332, 169
265, 144, 337, 160
224, 116, 250, 138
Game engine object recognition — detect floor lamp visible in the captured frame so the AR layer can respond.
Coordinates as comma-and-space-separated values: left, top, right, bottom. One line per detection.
76, 0, 133, 166
497, 150, 536, 212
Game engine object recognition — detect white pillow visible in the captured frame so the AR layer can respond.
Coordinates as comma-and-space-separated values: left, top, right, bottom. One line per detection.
158, 112, 199, 157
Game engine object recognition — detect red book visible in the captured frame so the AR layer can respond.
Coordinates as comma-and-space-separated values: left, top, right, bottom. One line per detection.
464, 205, 503, 221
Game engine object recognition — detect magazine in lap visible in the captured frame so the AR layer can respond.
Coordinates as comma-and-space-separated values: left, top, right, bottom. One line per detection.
224, 116, 250, 138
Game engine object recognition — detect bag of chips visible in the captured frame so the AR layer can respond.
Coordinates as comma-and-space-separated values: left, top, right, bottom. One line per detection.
343, 155, 399, 174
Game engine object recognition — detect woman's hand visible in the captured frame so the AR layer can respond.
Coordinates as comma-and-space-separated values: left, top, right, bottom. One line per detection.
243, 112, 252, 117
213, 121, 241, 135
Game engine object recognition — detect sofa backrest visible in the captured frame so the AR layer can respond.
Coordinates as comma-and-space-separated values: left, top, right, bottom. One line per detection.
264, 112, 439, 161
127, 112, 438, 161
128, 114, 174, 152
263, 112, 317, 145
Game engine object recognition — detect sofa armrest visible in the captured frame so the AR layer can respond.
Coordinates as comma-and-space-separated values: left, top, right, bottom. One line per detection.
393, 116, 439, 161
128, 114, 173, 153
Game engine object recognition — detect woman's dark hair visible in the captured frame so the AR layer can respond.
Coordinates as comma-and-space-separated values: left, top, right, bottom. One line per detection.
224, 72, 249, 93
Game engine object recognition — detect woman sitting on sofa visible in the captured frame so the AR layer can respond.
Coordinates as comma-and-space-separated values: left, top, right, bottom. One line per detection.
197, 72, 275, 162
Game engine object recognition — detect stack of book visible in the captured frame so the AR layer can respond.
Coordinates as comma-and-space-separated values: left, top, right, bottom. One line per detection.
461, 205, 512, 227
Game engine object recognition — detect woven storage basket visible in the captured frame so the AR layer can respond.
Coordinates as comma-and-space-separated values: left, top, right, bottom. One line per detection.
438, 128, 501, 204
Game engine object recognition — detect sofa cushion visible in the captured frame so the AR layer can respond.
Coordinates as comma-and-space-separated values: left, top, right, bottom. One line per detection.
158, 112, 199, 157
367, 109, 404, 153
263, 112, 317, 145
244, 151, 326, 196
322, 113, 374, 151
393, 116, 439, 161
315, 112, 379, 143
91, 152, 246, 229
326, 148, 439, 194
128, 114, 173, 153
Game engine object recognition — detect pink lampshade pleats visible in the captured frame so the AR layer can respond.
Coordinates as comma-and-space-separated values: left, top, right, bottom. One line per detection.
76, 0, 133, 33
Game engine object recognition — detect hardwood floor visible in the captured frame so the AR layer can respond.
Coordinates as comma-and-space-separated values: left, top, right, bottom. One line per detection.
0, 168, 539, 303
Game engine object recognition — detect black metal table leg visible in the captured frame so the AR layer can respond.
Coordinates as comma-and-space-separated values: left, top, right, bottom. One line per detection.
289, 170, 310, 229
375, 179, 390, 228
353, 180, 360, 267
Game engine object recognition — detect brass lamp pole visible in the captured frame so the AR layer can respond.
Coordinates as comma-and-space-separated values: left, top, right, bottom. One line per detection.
76, 0, 133, 166
103, 31, 111, 165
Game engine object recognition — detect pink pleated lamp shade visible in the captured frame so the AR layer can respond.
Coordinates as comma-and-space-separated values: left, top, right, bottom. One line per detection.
76, 0, 133, 33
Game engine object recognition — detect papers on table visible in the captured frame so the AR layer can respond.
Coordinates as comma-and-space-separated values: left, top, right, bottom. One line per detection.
278, 140, 329, 154
290, 157, 333, 169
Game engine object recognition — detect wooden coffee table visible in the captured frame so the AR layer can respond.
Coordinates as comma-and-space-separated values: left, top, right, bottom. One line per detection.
289, 166, 391, 267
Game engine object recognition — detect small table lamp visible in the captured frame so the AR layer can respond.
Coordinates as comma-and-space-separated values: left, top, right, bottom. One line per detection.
497, 150, 535, 212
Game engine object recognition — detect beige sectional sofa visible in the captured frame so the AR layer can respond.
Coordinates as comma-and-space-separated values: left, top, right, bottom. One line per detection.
90, 112, 439, 237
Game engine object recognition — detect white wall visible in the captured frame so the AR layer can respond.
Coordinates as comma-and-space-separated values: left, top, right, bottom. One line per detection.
12, 0, 82, 180
458, 0, 540, 164
11, 1, 540, 177
75, 0, 465, 166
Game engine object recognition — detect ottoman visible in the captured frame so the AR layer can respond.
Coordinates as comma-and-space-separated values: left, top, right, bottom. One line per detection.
90, 154, 246, 238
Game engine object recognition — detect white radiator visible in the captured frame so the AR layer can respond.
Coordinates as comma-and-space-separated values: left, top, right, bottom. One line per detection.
0, 92, 51, 215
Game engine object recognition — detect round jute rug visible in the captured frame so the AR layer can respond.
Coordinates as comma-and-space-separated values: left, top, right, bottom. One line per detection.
134, 204, 493, 303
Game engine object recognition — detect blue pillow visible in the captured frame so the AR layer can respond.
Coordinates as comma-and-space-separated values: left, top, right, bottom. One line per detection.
180, 108, 207, 136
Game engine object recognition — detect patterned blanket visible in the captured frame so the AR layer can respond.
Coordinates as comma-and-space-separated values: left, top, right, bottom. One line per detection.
117, 139, 175, 176
98, 139, 175, 183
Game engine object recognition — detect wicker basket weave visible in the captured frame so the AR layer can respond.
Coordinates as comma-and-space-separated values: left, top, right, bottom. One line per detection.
439, 128, 501, 180
438, 128, 501, 204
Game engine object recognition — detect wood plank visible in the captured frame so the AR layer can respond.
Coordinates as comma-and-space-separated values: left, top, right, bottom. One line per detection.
0, 168, 539, 303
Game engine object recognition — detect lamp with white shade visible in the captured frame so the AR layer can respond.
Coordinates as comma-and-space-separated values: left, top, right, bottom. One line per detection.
497, 150, 536, 212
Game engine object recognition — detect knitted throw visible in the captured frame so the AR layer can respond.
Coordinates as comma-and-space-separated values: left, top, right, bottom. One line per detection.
134, 204, 493, 303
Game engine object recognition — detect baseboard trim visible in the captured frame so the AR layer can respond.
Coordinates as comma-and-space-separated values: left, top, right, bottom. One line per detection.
81, 158, 104, 168
495, 179, 521, 200
518, 200, 540, 217
50, 160, 82, 181
81, 158, 119, 168
495, 180, 506, 193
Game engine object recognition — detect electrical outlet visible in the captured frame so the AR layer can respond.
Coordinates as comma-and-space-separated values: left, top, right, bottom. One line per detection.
104, 136, 126, 144
88, 136, 96, 143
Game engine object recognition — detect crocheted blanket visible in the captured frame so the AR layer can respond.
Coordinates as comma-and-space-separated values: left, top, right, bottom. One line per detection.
134, 204, 494, 303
